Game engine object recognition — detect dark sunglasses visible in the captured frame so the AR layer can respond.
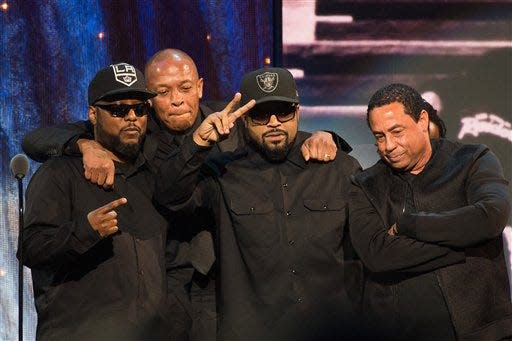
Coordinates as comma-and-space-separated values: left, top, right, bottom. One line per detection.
95, 102, 150, 118
248, 103, 297, 125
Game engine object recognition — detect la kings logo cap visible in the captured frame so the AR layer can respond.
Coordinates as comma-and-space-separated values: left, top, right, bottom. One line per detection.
88, 62, 156, 105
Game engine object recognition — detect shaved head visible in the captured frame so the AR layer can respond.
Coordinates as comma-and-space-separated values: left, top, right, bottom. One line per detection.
144, 49, 203, 132
145, 49, 199, 80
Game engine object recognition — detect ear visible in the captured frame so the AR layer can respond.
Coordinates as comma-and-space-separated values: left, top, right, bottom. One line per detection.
88, 106, 98, 125
197, 78, 204, 100
418, 109, 429, 132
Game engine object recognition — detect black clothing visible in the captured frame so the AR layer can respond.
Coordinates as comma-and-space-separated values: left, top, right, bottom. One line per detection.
379, 170, 456, 340
21, 102, 240, 341
20, 153, 168, 341
349, 138, 512, 340
156, 132, 363, 340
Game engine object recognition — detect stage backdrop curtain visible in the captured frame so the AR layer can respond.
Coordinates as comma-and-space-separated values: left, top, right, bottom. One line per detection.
0, 1, 273, 339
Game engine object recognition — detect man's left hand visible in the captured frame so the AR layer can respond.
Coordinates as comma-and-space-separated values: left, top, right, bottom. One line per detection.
301, 131, 337, 162
387, 223, 398, 236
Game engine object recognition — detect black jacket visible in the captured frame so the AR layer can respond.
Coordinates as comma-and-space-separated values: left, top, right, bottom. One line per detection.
20, 102, 231, 339
156, 132, 362, 340
349, 139, 512, 340
20, 154, 169, 340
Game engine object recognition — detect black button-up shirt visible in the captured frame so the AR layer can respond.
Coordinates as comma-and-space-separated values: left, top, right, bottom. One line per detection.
157, 132, 362, 340
21, 153, 168, 341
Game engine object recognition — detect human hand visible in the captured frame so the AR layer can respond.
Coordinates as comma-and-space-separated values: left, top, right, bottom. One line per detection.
78, 139, 115, 188
87, 197, 127, 238
387, 223, 398, 236
193, 93, 256, 147
301, 131, 337, 162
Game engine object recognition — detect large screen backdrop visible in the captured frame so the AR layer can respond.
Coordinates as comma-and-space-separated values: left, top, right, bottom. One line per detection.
282, 0, 512, 294
0, 1, 273, 339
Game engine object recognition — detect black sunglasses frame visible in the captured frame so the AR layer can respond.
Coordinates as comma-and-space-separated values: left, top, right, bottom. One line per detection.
95, 102, 150, 118
248, 105, 298, 125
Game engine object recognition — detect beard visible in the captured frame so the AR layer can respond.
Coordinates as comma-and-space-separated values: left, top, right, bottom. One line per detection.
95, 123, 145, 162
245, 128, 295, 163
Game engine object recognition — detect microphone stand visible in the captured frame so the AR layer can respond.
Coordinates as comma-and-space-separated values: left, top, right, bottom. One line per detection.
17, 176, 24, 341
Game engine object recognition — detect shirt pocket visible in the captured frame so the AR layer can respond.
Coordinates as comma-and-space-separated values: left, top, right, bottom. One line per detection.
303, 197, 347, 247
229, 200, 277, 248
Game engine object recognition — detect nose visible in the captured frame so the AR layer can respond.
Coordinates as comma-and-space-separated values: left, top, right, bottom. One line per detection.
124, 109, 138, 121
170, 91, 184, 107
267, 114, 281, 127
384, 135, 397, 152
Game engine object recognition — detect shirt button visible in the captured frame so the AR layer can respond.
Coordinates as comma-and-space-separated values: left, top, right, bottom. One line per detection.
288, 240, 295, 245
139, 270, 144, 276
250, 207, 255, 212
283, 183, 288, 188
323, 204, 328, 209
290, 268, 297, 275
286, 211, 291, 216
297, 297, 303, 303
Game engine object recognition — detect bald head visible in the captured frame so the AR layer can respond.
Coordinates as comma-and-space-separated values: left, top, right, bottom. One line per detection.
145, 49, 204, 132
145, 49, 198, 80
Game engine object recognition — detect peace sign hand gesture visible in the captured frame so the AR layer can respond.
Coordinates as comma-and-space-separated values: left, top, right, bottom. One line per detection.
193, 93, 256, 147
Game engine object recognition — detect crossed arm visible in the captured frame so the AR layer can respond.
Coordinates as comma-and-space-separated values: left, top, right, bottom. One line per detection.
397, 150, 511, 248
348, 183, 466, 274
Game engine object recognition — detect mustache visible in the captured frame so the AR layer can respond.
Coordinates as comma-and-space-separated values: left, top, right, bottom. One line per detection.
121, 124, 141, 133
262, 129, 288, 138
166, 109, 190, 116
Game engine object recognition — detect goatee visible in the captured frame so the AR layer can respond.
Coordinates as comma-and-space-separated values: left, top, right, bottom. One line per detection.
245, 129, 295, 163
96, 126, 144, 162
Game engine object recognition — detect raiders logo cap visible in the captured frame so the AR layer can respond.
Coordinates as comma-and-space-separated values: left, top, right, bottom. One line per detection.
88, 63, 156, 105
240, 67, 299, 106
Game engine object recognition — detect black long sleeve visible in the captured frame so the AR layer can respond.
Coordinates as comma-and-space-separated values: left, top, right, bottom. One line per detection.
22, 120, 93, 162
348, 183, 465, 273
20, 159, 102, 268
398, 149, 511, 248
155, 135, 215, 212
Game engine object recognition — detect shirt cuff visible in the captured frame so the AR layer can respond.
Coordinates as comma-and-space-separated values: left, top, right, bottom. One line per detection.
397, 213, 417, 239
71, 214, 103, 254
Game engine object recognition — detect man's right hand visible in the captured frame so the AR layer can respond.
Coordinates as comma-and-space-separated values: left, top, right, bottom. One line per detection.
77, 139, 115, 188
87, 197, 127, 238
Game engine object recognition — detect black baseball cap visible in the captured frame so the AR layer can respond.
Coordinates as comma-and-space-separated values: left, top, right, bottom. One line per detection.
88, 63, 156, 105
240, 67, 299, 107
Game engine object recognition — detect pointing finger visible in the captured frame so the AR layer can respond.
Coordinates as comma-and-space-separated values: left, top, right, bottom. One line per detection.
98, 197, 128, 213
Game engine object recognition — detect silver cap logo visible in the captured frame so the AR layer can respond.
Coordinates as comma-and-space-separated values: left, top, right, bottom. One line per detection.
112, 63, 137, 86
256, 72, 278, 93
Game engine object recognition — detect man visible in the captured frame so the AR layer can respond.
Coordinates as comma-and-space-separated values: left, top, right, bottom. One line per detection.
19, 63, 170, 340
21, 49, 340, 340
156, 67, 362, 340
349, 83, 512, 340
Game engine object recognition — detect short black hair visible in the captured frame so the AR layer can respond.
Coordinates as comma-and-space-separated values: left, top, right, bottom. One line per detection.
366, 83, 424, 127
